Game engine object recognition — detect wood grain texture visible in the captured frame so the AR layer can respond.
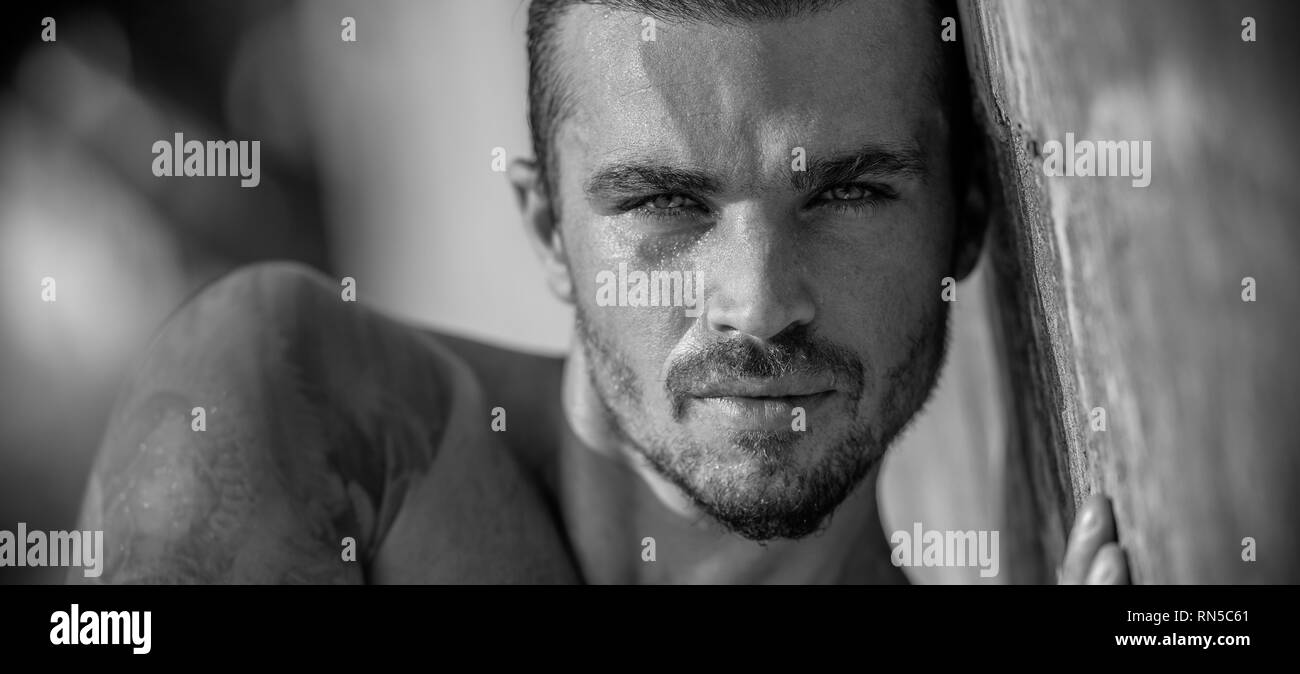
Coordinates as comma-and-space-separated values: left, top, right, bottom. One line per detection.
961, 0, 1300, 583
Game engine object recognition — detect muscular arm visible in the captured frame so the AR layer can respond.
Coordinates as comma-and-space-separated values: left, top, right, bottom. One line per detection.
72, 262, 574, 583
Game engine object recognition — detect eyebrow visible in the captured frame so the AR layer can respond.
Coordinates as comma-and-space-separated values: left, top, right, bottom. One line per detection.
584, 164, 720, 200
583, 143, 927, 201
791, 144, 927, 192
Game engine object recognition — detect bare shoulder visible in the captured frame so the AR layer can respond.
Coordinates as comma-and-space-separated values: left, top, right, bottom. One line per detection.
432, 332, 566, 485
77, 261, 576, 584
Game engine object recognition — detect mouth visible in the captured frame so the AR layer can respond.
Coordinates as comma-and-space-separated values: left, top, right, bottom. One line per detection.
685, 377, 838, 431
690, 375, 836, 400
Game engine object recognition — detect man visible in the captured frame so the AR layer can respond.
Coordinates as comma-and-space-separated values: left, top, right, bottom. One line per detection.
72, 0, 1127, 584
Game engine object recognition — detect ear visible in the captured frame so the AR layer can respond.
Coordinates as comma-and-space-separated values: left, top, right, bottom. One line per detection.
509, 157, 574, 303
951, 136, 990, 281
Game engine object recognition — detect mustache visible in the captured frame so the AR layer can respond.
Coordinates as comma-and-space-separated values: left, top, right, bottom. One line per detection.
664, 325, 866, 411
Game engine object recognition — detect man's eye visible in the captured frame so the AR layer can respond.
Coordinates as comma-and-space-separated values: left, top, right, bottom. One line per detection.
645, 194, 697, 210
623, 193, 706, 219
809, 182, 896, 213
817, 184, 872, 201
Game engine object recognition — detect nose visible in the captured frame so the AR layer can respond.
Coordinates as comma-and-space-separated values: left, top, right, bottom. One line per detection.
703, 208, 815, 341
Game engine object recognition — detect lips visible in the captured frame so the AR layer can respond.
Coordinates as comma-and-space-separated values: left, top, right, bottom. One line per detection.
689, 375, 835, 399
683, 376, 838, 432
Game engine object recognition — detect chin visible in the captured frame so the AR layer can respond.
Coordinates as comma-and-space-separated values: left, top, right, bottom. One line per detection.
682, 423, 853, 469
640, 425, 883, 542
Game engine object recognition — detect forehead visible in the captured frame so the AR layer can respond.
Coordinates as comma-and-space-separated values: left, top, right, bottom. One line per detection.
550, 0, 946, 181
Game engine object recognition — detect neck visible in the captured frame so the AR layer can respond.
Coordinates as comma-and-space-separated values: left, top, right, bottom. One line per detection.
556, 341, 905, 584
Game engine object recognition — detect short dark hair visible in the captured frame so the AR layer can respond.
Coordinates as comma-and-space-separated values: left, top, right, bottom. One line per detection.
525, 0, 971, 218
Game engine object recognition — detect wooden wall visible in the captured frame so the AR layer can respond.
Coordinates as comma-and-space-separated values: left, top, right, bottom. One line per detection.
961, 0, 1300, 583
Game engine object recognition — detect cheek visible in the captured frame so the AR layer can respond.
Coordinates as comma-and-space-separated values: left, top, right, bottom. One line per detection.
809, 211, 951, 352
564, 219, 689, 380
585, 304, 691, 407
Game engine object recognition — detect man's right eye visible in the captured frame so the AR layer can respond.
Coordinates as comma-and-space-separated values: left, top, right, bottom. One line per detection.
646, 194, 696, 209
623, 193, 706, 217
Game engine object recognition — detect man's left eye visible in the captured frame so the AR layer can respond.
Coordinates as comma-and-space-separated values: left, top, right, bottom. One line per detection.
818, 184, 871, 201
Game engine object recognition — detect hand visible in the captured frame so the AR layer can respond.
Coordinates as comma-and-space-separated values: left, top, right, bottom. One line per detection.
1058, 494, 1130, 584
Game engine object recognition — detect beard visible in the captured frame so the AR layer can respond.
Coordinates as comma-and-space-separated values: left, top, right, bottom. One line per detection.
574, 303, 950, 542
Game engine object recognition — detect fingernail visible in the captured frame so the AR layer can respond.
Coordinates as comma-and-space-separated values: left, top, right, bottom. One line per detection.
1079, 503, 1097, 530
1091, 562, 1114, 584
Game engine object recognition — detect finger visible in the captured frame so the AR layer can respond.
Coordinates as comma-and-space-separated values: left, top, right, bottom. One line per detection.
1086, 542, 1130, 585
1059, 494, 1115, 584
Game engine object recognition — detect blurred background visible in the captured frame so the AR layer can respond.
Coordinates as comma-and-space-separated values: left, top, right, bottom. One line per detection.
1, 0, 1013, 584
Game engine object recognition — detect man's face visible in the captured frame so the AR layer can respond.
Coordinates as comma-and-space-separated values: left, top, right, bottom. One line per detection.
549, 0, 957, 540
